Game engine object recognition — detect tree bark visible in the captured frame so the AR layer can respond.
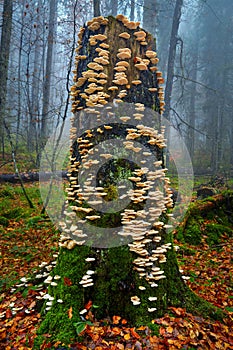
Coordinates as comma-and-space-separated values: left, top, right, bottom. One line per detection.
93, 0, 101, 17
111, 0, 118, 16
163, 0, 183, 122
0, 0, 13, 156
143, 0, 157, 34
28, 0, 42, 153
163, 0, 183, 167
41, 0, 58, 144
35, 15, 223, 347
186, 35, 199, 161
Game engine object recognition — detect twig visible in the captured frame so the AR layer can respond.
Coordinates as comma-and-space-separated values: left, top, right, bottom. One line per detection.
170, 107, 211, 139
173, 74, 217, 92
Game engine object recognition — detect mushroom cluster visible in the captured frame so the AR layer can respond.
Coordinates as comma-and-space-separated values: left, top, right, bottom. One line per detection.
70, 15, 165, 117
65, 15, 175, 305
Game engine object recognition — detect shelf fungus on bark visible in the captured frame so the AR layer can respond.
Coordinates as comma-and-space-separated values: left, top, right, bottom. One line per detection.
119, 32, 130, 39
58, 15, 176, 312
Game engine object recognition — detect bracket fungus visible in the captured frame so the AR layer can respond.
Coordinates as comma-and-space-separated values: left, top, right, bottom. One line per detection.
35, 17, 215, 341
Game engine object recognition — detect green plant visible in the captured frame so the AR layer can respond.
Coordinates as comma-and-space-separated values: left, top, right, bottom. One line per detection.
74, 320, 94, 335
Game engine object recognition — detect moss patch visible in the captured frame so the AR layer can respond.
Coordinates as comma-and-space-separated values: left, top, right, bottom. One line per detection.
176, 191, 233, 246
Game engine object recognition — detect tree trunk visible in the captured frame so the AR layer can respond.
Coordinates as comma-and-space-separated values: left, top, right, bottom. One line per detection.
163, 0, 183, 167
111, 0, 118, 16
93, 0, 101, 17
35, 15, 223, 347
186, 36, 199, 161
0, 0, 13, 156
130, 0, 135, 21
28, 0, 42, 153
41, 0, 57, 144
143, 0, 157, 34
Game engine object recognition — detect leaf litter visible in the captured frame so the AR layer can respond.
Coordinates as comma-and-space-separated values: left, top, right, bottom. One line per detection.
0, 184, 233, 349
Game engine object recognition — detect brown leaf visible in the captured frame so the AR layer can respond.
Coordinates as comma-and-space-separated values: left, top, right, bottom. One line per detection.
5, 309, 12, 319
68, 306, 73, 319
84, 300, 92, 311
130, 328, 141, 339
113, 315, 121, 325
64, 277, 72, 286
29, 301, 36, 309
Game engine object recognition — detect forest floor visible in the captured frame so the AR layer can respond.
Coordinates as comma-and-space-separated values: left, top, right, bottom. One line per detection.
0, 182, 233, 349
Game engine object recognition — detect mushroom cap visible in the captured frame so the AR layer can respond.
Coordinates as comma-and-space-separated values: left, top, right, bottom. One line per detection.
117, 52, 131, 59
92, 34, 107, 41
146, 50, 157, 58
116, 14, 127, 21
132, 80, 142, 85
125, 21, 140, 29
94, 57, 109, 65
135, 63, 147, 70
108, 86, 119, 91
116, 61, 130, 67
114, 66, 127, 72
99, 42, 109, 48
119, 32, 130, 39
113, 77, 128, 85
134, 30, 146, 37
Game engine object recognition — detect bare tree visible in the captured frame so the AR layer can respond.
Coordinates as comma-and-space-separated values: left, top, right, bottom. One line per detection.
163, 0, 183, 123
143, 0, 157, 34
41, 0, 58, 143
93, 0, 101, 16
0, 0, 13, 157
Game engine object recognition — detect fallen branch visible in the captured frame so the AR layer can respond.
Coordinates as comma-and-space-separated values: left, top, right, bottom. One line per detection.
0, 171, 68, 183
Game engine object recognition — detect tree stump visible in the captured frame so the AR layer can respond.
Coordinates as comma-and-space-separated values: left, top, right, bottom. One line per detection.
35, 15, 223, 347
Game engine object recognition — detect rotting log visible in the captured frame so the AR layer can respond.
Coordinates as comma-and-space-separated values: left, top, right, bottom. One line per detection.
34, 15, 224, 347
0, 171, 68, 183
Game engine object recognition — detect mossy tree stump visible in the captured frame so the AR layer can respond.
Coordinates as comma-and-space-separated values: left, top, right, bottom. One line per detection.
35, 15, 224, 347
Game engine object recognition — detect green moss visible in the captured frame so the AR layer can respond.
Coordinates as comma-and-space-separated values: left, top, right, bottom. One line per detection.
176, 191, 233, 246
206, 223, 232, 246
0, 216, 9, 227
35, 245, 92, 346
0, 185, 15, 198
1, 207, 24, 220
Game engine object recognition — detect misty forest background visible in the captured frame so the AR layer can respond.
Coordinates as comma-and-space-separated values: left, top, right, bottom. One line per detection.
0, 0, 233, 177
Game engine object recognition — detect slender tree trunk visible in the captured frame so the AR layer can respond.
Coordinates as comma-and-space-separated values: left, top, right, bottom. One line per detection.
187, 36, 199, 161
93, 0, 101, 17
35, 15, 223, 348
16, 1, 25, 152
130, 0, 135, 21
28, 0, 42, 152
163, 0, 183, 167
143, 0, 157, 34
111, 0, 118, 16
0, 0, 13, 157
163, 0, 183, 122
41, 0, 58, 144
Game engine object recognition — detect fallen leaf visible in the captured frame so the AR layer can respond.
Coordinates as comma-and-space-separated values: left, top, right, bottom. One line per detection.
130, 328, 141, 339
5, 309, 12, 319
113, 315, 121, 324
166, 326, 173, 333
85, 300, 92, 311
124, 333, 131, 340
64, 276, 73, 286
68, 306, 73, 319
